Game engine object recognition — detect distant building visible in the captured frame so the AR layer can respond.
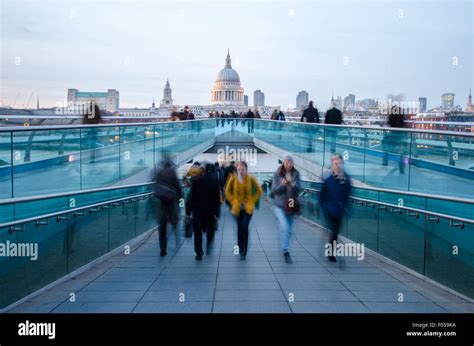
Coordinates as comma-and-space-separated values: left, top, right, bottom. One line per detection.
254, 89, 265, 107
466, 89, 473, 112
418, 97, 427, 113
296, 91, 309, 110
343, 94, 355, 109
160, 79, 174, 107
244, 95, 249, 106
441, 93, 455, 110
67, 88, 119, 112
210, 50, 244, 106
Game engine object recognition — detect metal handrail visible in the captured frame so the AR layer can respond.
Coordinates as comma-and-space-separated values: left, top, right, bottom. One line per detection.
351, 185, 474, 204
0, 182, 154, 206
302, 182, 474, 205
0, 118, 212, 132
300, 187, 473, 224
1, 118, 472, 137
254, 119, 474, 137
260, 174, 474, 205
0, 192, 154, 230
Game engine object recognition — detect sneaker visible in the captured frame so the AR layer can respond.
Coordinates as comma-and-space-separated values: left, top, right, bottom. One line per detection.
160, 251, 167, 257
284, 252, 293, 264
195, 255, 202, 261
328, 255, 337, 262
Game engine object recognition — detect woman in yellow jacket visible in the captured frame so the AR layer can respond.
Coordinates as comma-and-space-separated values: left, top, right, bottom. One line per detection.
225, 161, 262, 260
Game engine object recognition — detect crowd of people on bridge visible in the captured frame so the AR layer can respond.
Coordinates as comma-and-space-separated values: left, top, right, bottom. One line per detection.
152, 150, 353, 263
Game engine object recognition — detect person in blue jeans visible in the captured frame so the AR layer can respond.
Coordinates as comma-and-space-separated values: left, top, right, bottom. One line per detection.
272, 155, 301, 264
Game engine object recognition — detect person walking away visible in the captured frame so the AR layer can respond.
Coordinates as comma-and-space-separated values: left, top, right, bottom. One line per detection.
271, 109, 279, 120
223, 161, 236, 187
324, 105, 343, 153
383, 105, 405, 173
300, 101, 319, 123
272, 155, 301, 264
153, 157, 183, 257
191, 163, 221, 260
82, 102, 103, 163
183, 162, 203, 237
319, 153, 352, 262
245, 108, 255, 134
300, 101, 319, 152
278, 110, 286, 121
183, 106, 195, 120
225, 161, 262, 260
215, 161, 225, 197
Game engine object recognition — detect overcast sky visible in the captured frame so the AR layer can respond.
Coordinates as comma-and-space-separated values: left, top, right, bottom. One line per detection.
0, 0, 472, 110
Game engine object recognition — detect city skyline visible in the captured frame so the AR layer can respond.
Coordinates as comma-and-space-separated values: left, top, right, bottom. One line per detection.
0, 0, 472, 110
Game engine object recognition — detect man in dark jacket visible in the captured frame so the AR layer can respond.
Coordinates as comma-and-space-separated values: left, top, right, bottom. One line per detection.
154, 157, 183, 257
183, 106, 195, 120
271, 109, 279, 120
223, 161, 236, 186
245, 108, 255, 133
301, 102, 319, 152
319, 153, 352, 262
191, 163, 221, 260
325, 107, 343, 125
214, 161, 225, 194
383, 105, 406, 173
325, 106, 343, 153
301, 101, 319, 123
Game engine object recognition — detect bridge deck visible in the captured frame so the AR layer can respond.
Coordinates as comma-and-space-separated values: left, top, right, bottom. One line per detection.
9, 199, 474, 313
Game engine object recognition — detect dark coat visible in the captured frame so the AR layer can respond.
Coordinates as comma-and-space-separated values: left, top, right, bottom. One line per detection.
245, 111, 255, 119
154, 162, 183, 224
82, 105, 102, 124
223, 164, 236, 185
301, 106, 319, 123
191, 172, 221, 220
319, 172, 351, 220
184, 111, 195, 120
325, 108, 343, 125
388, 113, 405, 128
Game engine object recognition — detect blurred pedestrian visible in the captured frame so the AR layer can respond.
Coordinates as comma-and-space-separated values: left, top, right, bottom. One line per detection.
245, 108, 255, 133
191, 163, 221, 260
82, 102, 102, 163
301, 101, 319, 152
153, 156, 183, 257
272, 155, 301, 264
183, 162, 203, 237
325, 105, 343, 153
319, 153, 352, 262
301, 101, 319, 123
383, 105, 406, 174
225, 161, 262, 260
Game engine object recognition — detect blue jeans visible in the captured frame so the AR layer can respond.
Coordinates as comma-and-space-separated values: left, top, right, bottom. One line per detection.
274, 206, 294, 253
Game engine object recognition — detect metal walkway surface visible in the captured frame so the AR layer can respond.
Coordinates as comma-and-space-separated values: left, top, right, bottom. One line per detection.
9, 199, 474, 313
